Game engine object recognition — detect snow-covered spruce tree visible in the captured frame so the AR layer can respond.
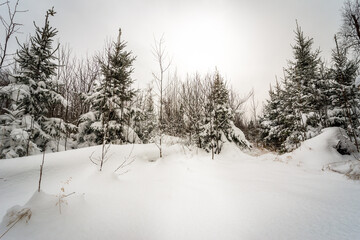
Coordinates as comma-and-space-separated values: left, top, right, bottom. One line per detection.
317, 60, 333, 128
286, 23, 323, 134
78, 29, 138, 146
259, 80, 292, 152
328, 35, 360, 150
280, 75, 306, 152
199, 71, 250, 158
259, 84, 278, 150
124, 99, 143, 144
0, 8, 68, 158
0, 88, 29, 158
261, 23, 326, 153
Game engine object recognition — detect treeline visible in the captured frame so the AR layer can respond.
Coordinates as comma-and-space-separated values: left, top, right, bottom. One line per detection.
0, 4, 250, 159
248, 1, 360, 153
3, 1, 359, 159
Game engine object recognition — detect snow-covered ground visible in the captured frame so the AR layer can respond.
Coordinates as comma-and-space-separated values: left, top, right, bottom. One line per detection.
0, 128, 360, 240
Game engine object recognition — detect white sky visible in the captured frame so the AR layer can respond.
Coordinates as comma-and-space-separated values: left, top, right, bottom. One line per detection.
1, 0, 344, 109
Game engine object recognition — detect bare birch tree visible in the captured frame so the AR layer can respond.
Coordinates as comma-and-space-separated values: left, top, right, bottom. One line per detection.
152, 35, 171, 158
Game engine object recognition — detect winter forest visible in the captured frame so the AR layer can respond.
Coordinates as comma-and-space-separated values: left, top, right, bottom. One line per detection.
0, 1, 360, 239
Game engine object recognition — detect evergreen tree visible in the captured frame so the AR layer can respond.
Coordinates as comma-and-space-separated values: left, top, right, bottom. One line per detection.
286, 23, 322, 133
328, 35, 360, 149
259, 84, 277, 150
280, 76, 304, 151
200, 71, 250, 157
317, 60, 333, 128
261, 23, 325, 152
259, 81, 291, 151
0, 8, 67, 158
78, 29, 137, 145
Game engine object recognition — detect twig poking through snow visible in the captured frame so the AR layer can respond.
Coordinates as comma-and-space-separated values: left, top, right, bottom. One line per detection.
114, 144, 136, 175
89, 144, 113, 170
0, 208, 32, 239
55, 177, 74, 214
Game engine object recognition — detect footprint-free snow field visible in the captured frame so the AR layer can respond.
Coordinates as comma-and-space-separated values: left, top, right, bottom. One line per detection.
1, 134, 360, 240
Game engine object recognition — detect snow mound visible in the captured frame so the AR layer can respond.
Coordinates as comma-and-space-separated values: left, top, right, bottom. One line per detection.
0, 191, 86, 239
279, 127, 359, 173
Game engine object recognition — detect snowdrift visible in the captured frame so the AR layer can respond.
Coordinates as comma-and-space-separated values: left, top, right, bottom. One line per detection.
277, 127, 360, 179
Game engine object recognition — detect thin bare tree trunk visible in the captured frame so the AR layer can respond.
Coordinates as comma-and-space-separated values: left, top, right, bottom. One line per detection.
26, 117, 34, 156
38, 149, 46, 192
351, 14, 360, 41
152, 36, 171, 159
0, 0, 27, 69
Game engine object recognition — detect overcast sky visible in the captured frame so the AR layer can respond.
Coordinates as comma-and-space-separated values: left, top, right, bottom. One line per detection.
1, 0, 345, 108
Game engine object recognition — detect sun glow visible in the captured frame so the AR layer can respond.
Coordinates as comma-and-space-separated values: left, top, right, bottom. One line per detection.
168, 13, 235, 75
